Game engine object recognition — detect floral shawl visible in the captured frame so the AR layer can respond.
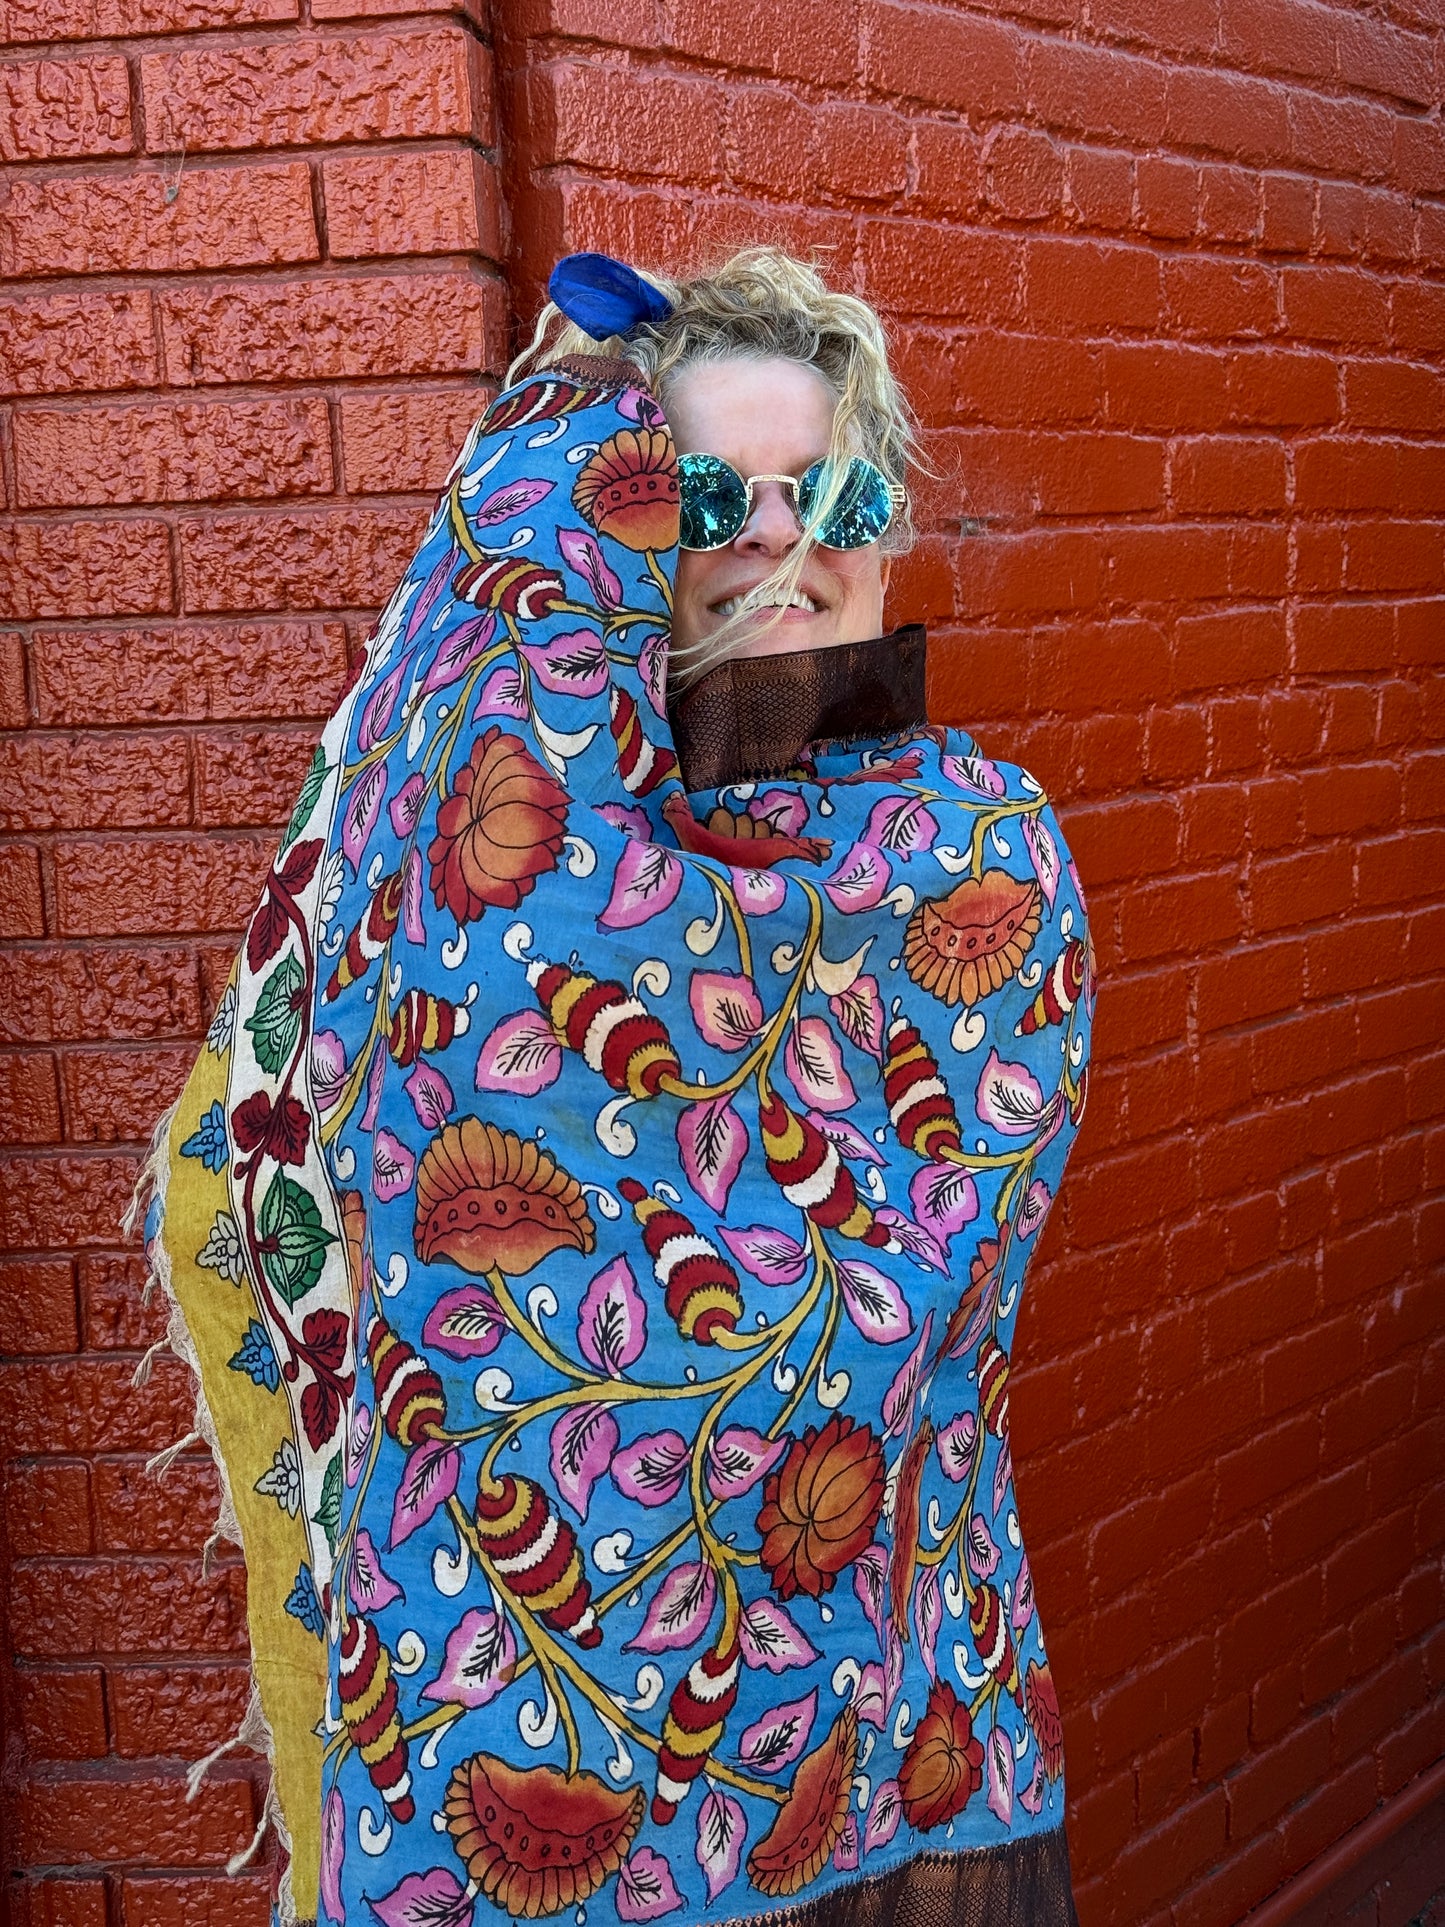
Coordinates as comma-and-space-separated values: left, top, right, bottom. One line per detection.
143, 359, 1094, 1927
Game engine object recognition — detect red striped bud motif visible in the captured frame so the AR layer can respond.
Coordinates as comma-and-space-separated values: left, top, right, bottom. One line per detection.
758, 1092, 897, 1252
474, 1473, 601, 1647
975, 1335, 1009, 1440
325, 871, 404, 1002
368, 1320, 446, 1447
482, 376, 616, 436
618, 1180, 743, 1344
528, 959, 680, 1100
883, 1019, 963, 1161
1014, 938, 1086, 1037
653, 1635, 741, 1824
609, 685, 679, 797
388, 988, 468, 1067
968, 1582, 1021, 1704
453, 557, 568, 622
338, 1615, 415, 1822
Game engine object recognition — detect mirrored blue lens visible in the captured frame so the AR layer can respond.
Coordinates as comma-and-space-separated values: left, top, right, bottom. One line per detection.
677, 453, 749, 550
799, 458, 896, 549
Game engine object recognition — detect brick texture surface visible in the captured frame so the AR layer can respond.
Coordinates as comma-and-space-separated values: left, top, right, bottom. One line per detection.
2, 2, 1442, 1925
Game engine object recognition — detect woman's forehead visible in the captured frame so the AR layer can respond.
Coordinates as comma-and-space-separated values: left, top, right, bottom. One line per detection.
665, 354, 837, 470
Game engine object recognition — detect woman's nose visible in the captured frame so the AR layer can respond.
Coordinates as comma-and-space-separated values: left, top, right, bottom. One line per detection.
737, 481, 801, 554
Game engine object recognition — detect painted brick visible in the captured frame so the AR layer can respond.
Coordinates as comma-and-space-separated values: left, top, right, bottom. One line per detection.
12, 1770, 256, 1865
0, 163, 318, 278
108, 1663, 252, 1756
863, 1, 1025, 115
121, 1873, 275, 1927
0, 1048, 62, 1143
339, 387, 484, 492
12, 398, 333, 510
158, 269, 504, 385
0, 1256, 78, 1353
59, 1043, 194, 1143
325, 144, 501, 260
32, 621, 352, 727
141, 27, 490, 152
1026, 236, 1163, 333
0, 53, 131, 163
7, 1878, 109, 1927
0, 518, 172, 621
0, 290, 158, 399
0, 843, 45, 937
178, 505, 428, 613
0, 0, 294, 36
15, 1666, 108, 1758
0, 945, 201, 1045
193, 724, 324, 826
0, 732, 191, 832
79, 1253, 166, 1352
52, 833, 272, 938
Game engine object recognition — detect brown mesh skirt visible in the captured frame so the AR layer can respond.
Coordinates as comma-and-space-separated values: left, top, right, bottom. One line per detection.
724, 1828, 1081, 1927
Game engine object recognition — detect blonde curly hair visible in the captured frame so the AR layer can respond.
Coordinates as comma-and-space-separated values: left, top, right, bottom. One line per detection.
507, 246, 922, 678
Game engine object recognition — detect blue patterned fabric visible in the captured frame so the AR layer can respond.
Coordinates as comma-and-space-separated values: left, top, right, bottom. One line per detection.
219, 364, 1094, 1925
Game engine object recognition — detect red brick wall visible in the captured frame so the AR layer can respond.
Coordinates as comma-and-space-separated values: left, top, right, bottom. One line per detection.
2, 2, 1443, 1924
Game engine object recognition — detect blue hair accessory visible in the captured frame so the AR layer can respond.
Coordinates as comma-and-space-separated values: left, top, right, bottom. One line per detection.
548, 252, 672, 341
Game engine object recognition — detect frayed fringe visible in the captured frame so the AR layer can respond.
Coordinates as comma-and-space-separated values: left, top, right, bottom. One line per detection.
129, 1097, 288, 1908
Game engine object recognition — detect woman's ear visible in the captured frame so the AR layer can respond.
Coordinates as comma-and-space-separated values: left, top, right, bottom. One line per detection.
880, 555, 893, 597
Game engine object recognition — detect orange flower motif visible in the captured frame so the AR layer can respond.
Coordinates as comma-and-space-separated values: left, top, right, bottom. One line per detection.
902, 867, 1042, 1008
445, 1754, 644, 1919
414, 1118, 595, 1276
756, 1413, 885, 1601
572, 427, 679, 552
898, 1678, 985, 1831
747, 1708, 858, 1898
1025, 1660, 1065, 1781
428, 726, 569, 927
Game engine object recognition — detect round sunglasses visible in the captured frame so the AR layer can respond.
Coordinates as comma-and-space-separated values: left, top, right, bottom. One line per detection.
676, 452, 903, 552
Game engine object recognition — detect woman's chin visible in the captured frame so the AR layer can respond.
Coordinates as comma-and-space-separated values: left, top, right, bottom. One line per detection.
719, 606, 842, 661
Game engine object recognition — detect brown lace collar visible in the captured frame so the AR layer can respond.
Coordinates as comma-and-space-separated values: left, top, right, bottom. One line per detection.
669, 625, 928, 793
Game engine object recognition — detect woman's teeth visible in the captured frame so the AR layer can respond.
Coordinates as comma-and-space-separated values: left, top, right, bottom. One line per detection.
716, 589, 819, 619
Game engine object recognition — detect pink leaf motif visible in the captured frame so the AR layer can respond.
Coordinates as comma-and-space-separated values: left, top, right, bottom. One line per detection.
389, 1437, 460, 1549
807, 1109, 880, 1164
730, 866, 786, 917
421, 1607, 516, 1711
784, 1017, 857, 1115
966, 1512, 1000, 1581
404, 550, 454, 647
402, 846, 426, 945
615, 1848, 683, 1923
993, 1441, 1014, 1518
421, 611, 497, 695
936, 1410, 978, 1484
361, 1040, 385, 1132
694, 1789, 746, 1902
345, 1401, 372, 1489
320, 1788, 345, 1924
520, 627, 609, 699
390, 771, 427, 837
853, 1544, 887, 1638
828, 974, 886, 1061
349, 1527, 403, 1614
612, 1430, 690, 1508
864, 1779, 901, 1855
881, 1310, 934, 1437
311, 1029, 347, 1112
422, 1283, 507, 1360
717, 1223, 807, 1287
342, 763, 387, 870
597, 800, 651, 838
985, 1723, 1014, 1827
600, 838, 684, 931
405, 1059, 453, 1131
373, 1127, 415, 1203
838, 1260, 914, 1346
637, 631, 668, 717
737, 1598, 819, 1675
823, 841, 889, 913
850, 1659, 888, 1729
369, 1867, 476, 1927
1011, 1552, 1036, 1632
1022, 811, 1061, 907
474, 1011, 562, 1097
472, 664, 527, 720
577, 1254, 648, 1376
940, 749, 1005, 797
676, 1096, 748, 1213
914, 1568, 942, 1679
1019, 1754, 1046, 1814
737, 1689, 816, 1774
624, 1560, 716, 1654
833, 1815, 860, 1873
975, 1047, 1047, 1136
358, 660, 406, 752
472, 476, 554, 527
548, 1402, 619, 1520
689, 971, 764, 1053
908, 1162, 979, 1247
750, 788, 809, 837
864, 794, 939, 859
705, 1426, 784, 1502
874, 1207, 947, 1272
557, 526, 624, 611
1017, 1177, 1053, 1240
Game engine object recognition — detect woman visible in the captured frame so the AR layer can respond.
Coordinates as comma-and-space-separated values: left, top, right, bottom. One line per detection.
142, 246, 1092, 1927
